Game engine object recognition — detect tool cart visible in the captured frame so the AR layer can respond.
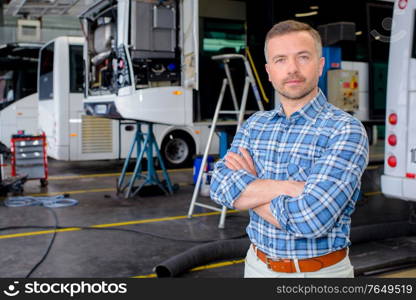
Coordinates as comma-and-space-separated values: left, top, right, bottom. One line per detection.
10, 133, 48, 187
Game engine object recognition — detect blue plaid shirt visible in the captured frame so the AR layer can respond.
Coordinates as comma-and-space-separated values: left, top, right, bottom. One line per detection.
210, 90, 369, 259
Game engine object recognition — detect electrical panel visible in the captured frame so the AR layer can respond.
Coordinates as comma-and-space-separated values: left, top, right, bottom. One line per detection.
130, 0, 179, 88
130, 0, 176, 58
327, 69, 359, 112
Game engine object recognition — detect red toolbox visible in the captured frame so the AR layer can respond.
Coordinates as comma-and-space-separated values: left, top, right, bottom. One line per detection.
11, 133, 48, 187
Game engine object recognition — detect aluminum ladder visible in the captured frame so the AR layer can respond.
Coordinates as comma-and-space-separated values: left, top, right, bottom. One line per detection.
187, 53, 264, 228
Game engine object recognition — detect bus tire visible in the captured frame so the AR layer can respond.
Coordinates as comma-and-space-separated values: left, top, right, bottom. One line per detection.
161, 131, 195, 169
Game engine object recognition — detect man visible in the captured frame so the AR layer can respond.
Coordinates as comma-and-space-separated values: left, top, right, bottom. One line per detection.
210, 20, 369, 278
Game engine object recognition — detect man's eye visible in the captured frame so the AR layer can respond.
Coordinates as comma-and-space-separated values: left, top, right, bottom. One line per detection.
275, 58, 285, 63
299, 56, 310, 61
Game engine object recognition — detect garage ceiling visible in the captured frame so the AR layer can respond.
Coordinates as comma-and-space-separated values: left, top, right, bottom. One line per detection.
3, 0, 99, 17
2, 0, 249, 18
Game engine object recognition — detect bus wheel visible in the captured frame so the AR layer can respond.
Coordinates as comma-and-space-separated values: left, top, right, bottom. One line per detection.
161, 131, 195, 169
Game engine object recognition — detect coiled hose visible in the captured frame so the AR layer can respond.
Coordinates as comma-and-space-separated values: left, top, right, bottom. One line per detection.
4, 195, 78, 208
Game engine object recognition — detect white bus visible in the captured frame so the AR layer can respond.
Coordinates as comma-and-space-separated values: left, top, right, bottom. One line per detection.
79, 0, 256, 167
0, 43, 41, 147
38, 36, 128, 161
38, 35, 219, 167
381, 0, 416, 202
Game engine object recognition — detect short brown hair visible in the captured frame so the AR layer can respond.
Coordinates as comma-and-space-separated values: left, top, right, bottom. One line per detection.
264, 20, 322, 62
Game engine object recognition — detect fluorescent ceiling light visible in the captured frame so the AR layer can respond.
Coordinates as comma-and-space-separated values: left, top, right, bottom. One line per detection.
295, 11, 318, 17
355, 31, 363, 35
310, 6, 319, 10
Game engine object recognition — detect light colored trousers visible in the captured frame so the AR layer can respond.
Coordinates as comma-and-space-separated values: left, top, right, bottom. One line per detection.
244, 245, 354, 278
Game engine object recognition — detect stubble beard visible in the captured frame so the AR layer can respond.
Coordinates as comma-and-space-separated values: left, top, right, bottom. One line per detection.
276, 81, 317, 101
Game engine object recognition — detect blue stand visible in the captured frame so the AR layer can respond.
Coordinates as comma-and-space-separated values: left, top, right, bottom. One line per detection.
193, 155, 214, 184
117, 121, 174, 198
219, 131, 228, 158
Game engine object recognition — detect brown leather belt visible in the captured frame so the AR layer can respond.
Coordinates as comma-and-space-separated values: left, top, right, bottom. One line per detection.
253, 244, 347, 273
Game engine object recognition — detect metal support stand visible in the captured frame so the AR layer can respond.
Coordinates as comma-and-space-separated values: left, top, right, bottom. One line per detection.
117, 121, 174, 198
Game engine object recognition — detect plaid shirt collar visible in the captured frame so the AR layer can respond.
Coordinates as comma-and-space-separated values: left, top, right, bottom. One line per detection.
271, 89, 326, 123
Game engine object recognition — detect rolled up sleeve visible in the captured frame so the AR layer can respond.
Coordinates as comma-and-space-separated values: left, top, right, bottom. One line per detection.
270, 120, 369, 238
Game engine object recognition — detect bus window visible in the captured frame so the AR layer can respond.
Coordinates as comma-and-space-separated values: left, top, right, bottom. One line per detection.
412, 10, 416, 59
15, 68, 37, 101
69, 45, 84, 93
0, 77, 5, 103
0, 71, 13, 105
39, 42, 54, 100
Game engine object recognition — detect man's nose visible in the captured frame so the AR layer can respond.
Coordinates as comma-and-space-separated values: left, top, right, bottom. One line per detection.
286, 56, 300, 74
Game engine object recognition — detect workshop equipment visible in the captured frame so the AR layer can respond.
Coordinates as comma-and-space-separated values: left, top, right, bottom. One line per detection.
11, 133, 48, 187
187, 53, 264, 228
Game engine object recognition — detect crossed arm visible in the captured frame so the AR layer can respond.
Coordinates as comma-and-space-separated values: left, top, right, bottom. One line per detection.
211, 117, 369, 237
224, 147, 305, 228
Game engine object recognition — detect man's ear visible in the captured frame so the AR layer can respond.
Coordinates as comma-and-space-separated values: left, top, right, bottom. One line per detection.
318, 57, 325, 77
265, 63, 271, 82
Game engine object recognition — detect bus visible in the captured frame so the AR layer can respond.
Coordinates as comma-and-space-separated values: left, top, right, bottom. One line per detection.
38, 35, 219, 167
38, 36, 125, 161
0, 43, 41, 147
381, 0, 416, 202
78, 0, 256, 167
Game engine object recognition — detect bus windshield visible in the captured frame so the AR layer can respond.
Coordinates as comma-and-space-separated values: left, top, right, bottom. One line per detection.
39, 42, 55, 101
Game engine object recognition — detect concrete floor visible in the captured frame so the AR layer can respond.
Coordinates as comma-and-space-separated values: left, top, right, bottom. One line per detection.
0, 146, 416, 278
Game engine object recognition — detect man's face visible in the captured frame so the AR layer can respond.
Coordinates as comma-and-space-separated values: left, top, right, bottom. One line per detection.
265, 31, 325, 101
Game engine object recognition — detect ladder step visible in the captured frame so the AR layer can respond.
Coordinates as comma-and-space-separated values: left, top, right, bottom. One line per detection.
218, 110, 257, 115
194, 202, 223, 212
219, 110, 240, 114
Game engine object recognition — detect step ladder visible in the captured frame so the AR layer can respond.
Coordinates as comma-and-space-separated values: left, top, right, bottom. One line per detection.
187, 53, 264, 228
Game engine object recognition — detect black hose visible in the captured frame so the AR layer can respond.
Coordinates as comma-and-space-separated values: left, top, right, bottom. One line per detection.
154, 238, 250, 277
350, 221, 416, 244
154, 221, 416, 278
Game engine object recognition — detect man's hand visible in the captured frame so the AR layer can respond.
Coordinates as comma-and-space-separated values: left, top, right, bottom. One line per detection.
224, 147, 257, 176
253, 203, 281, 228
289, 180, 306, 198
252, 182, 305, 228
225, 146, 306, 228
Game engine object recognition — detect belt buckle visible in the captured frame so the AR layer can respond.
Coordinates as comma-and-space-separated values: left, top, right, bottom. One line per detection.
265, 255, 281, 270
266, 257, 272, 270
